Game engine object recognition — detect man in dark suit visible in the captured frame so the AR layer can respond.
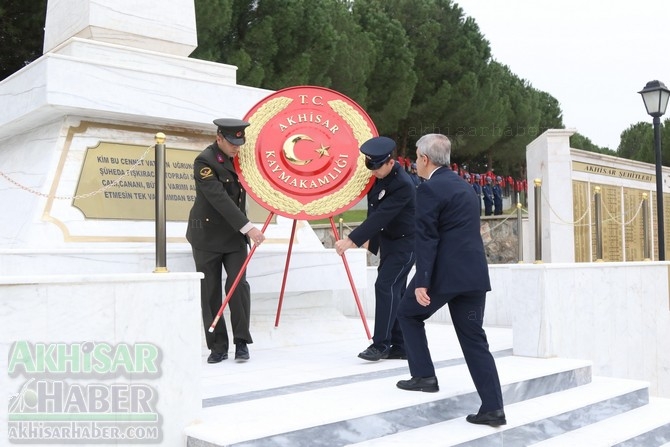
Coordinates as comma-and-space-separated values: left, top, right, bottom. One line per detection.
186, 118, 266, 364
335, 136, 416, 361
395, 133, 506, 427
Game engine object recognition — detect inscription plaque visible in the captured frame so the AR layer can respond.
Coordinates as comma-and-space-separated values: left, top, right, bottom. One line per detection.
573, 181, 650, 262
73, 142, 197, 220
573, 180, 591, 262
622, 188, 647, 261
596, 184, 623, 262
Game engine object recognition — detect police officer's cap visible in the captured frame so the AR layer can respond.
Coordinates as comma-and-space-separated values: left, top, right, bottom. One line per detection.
360, 136, 396, 170
213, 118, 250, 146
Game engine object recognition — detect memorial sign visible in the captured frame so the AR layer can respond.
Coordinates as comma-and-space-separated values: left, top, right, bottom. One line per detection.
73, 142, 197, 220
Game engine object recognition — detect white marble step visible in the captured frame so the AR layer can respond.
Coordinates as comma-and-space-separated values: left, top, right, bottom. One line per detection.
529, 396, 670, 447
200, 317, 514, 402
185, 356, 591, 446
346, 376, 649, 447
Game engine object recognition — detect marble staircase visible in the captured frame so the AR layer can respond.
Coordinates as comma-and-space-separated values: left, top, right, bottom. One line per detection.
184, 311, 670, 446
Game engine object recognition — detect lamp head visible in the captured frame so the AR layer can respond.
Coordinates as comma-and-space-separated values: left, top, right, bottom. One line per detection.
638, 80, 670, 118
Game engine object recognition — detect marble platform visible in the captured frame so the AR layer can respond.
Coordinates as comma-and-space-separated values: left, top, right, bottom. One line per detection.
1, 272, 202, 446
185, 313, 670, 447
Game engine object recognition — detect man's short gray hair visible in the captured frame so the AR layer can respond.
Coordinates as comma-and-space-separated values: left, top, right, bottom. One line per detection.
416, 134, 451, 166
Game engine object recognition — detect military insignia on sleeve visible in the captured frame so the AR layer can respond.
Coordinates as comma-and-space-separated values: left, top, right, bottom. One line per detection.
200, 167, 214, 179
378, 190, 386, 200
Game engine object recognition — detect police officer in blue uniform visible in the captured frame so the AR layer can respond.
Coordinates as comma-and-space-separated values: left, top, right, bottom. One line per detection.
472, 174, 483, 215
335, 136, 416, 361
482, 176, 494, 216
493, 176, 503, 215
186, 118, 266, 364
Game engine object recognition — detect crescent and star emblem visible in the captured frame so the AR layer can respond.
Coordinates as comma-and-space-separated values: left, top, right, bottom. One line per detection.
283, 134, 313, 165
238, 86, 378, 220
282, 134, 331, 166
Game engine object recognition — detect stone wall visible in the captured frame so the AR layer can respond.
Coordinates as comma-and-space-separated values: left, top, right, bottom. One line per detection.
312, 213, 525, 265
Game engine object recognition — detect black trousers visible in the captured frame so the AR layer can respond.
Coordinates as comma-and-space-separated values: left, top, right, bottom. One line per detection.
494, 199, 503, 215
397, 284, 504, 412
484, 199, 493, 216
192, 247, 252, 354
372, 249, 415, 348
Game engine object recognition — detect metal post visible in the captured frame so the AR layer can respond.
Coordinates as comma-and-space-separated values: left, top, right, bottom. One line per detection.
154, 132, 168, 273
516, 200, 523, 263
643, 193, 651, 260
339, 217, 344, 241
533, 178, 543, 264
594, 186, 603, 262
653, 116, 665, 261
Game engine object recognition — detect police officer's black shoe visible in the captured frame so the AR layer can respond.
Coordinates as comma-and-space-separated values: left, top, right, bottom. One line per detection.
235, 342, 249, 362
207, 351, 228, 364
357, 344, 389, 361
387, 345, 407, 359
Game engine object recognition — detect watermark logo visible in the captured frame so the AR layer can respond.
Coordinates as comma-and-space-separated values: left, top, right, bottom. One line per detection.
7, 342, 163, 443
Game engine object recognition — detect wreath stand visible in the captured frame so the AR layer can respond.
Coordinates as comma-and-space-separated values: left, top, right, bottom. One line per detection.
208, 212, 371, 340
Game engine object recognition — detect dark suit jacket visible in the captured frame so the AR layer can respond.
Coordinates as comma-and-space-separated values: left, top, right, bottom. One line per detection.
348, 162, 415, 256
186, 143, 249, 253
414, 167, 491, 295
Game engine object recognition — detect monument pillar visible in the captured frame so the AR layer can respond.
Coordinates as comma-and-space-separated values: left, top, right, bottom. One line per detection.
43, 0, 197, 56
526, 129, 577, 263
0, 0, 271, 248
0, 2, 269, 445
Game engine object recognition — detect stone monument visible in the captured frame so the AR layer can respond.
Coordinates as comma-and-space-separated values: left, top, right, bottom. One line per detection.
0, 1, 366, 445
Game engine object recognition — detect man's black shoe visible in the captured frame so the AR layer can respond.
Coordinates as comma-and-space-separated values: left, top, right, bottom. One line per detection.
235, 342, 249, 362
207, 351, 228, 364
396, 376, 439, 392
466, 409, 507, 427
387, 345, 407, 360
358, 344, 389, 361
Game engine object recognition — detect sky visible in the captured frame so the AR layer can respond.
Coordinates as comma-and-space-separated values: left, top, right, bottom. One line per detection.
453, 0, 670, 151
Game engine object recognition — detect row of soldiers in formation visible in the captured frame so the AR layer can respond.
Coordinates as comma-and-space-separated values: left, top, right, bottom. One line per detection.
399, 158, 526, 216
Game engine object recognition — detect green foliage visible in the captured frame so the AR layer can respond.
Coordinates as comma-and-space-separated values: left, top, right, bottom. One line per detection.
0, 0, 47, 80
387, 0, 494, 155
309, 209, 368, 225
570, 132, 616, 156
190, 0, 234, 63
14, 0, 662, 178
617, 119, 670, 165
351, 0, 416, 135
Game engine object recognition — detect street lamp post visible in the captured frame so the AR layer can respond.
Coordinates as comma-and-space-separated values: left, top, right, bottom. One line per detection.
639, 80, 670, 260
